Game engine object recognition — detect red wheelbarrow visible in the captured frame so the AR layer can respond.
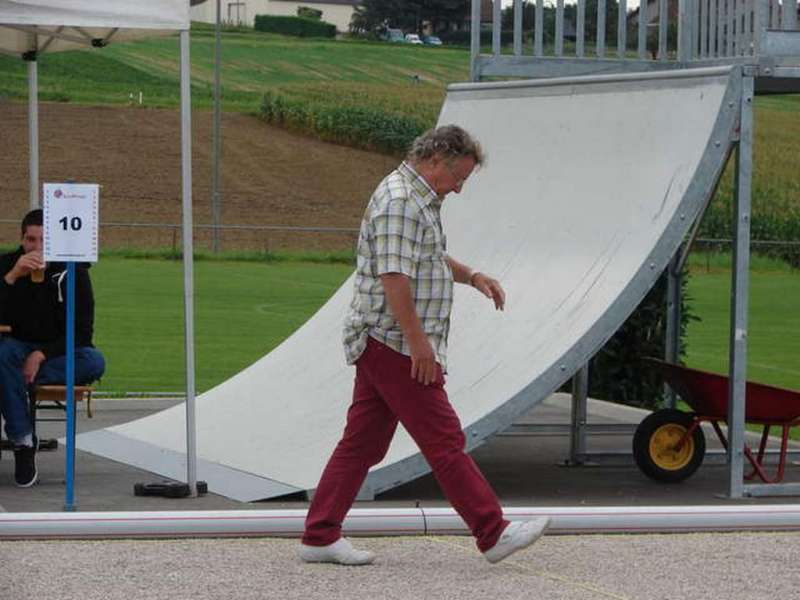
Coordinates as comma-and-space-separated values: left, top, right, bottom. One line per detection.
633, 360, 800, 484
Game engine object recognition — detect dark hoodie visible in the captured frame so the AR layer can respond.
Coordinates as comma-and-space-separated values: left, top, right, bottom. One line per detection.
0, 247, 96, 359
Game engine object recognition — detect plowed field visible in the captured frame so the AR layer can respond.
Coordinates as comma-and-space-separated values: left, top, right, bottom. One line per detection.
0, 102, 397, 251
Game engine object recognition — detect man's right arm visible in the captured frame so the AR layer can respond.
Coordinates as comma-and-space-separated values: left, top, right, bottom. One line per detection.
380, 273, 437, 386
2, 253, 39, 286
0, 254, 15, 309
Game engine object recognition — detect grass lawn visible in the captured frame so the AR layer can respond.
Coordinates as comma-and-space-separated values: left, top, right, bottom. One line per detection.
92, 256, 352, 393
86, 253, 799, 397
685, 254, 800, 391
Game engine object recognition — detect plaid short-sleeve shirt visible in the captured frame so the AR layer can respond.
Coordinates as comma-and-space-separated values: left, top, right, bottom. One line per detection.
343, 162, 454, 370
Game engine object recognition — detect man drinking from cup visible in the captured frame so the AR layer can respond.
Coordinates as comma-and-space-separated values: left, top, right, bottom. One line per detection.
0, 209, 105, 487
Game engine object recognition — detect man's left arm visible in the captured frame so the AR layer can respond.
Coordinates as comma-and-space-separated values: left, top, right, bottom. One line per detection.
26, 267, 96, 384
445, 255, 506, 311
0, 253, 16, 321
36, 267, 95, 358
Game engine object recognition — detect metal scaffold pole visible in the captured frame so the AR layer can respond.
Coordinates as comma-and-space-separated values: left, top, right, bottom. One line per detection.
664, 252, 682, 408
726, 72, 753, 499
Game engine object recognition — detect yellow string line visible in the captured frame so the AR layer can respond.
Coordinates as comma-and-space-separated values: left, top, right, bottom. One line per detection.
426, 536, 631, 600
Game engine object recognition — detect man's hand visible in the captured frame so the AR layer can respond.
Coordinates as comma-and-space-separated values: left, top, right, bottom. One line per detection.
23, 350, 46, 385
408, 332, 437, 386
380, 273, 439, 386
471, 272, 506, 311
445, 256, 506, 311
5, 251, 44, 285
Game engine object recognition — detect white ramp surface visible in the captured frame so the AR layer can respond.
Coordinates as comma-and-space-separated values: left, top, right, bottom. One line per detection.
78, 68, 740, 501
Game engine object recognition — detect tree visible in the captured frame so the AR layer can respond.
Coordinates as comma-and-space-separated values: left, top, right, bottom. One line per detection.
499, 0, 621, 45
351, 0, 469, 36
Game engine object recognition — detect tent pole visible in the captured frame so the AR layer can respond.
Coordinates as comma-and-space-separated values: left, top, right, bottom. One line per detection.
180, 29, 198, 497
27, 54, 39, 209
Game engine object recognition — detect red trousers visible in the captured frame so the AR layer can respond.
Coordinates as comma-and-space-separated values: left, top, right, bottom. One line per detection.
302, 337, 507, 552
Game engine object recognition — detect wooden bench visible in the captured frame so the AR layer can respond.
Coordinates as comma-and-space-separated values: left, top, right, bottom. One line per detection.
29, 384, 95, 429
1, 325, 95, 451
1, 385, 96, 454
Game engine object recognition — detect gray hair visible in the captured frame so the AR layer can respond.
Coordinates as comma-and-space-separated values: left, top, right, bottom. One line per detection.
406, 125, 485, 167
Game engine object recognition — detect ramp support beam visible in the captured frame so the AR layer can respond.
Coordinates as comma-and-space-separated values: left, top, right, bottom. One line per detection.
470, 0, 480, 82
568, 364, 590, 465
727, 73, 754, 499
664, 253, 682, 409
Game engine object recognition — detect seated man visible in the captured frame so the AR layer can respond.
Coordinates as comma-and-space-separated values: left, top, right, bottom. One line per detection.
0, 209, 105, 487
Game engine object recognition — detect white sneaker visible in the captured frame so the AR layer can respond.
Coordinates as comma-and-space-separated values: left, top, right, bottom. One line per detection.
299, 538, 376, 566
483, 518, 550, 564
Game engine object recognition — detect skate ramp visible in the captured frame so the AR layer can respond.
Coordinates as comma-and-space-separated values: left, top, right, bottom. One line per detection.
77, 67, 740, 501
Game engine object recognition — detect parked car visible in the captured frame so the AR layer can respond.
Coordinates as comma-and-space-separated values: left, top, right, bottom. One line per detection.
404, 33, 423, 45
381, 28, 404, 43
423, 35, 443, 46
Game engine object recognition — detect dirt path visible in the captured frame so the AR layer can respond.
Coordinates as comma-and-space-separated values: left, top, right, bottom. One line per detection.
0, 102, 398, 250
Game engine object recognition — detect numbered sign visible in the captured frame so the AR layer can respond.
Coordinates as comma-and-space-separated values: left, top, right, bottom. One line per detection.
43, 183, 99, 263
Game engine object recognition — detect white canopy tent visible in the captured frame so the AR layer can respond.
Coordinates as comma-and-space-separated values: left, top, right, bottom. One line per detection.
0, 0, 202, 495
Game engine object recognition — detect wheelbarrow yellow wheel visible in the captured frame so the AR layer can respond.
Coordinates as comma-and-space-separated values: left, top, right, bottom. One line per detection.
633, 408, 706, 483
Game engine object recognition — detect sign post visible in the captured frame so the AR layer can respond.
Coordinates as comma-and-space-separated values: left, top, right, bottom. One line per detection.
43, 183, 99, 512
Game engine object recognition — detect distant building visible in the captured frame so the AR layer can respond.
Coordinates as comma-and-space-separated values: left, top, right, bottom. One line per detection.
190, 0, 362, 33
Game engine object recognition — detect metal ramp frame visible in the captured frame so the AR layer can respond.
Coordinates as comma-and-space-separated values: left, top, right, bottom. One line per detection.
77, 66, 747, 502
471, 0, 800, 498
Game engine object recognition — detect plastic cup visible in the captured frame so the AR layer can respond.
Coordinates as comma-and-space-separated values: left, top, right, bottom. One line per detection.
31, 266, 45, 283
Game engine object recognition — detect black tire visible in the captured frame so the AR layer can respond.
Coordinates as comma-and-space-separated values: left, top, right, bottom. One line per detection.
633, 408, 705, 483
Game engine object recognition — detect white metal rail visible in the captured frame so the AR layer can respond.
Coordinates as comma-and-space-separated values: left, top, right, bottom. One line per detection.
470, 0, 800, 80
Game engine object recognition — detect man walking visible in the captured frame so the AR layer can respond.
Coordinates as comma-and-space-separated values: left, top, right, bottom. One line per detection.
299, 125, 548, 565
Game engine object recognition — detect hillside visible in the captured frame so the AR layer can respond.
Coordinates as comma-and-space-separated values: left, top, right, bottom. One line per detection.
0, 26, 468, 112
0, 27, 797, 244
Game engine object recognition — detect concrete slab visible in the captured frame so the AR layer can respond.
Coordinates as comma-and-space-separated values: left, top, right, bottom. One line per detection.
1, 394, 798, 513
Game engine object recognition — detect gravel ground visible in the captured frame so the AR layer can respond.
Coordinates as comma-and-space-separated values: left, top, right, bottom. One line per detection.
2, 531, 798, 600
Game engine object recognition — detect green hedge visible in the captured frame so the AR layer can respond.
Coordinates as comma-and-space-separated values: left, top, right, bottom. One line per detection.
589, 270, 695, 409
259, 90, 427, 154
253, 15, 336, 38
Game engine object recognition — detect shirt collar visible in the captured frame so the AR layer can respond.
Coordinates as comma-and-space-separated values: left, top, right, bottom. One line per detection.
398, 161, 442, 208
